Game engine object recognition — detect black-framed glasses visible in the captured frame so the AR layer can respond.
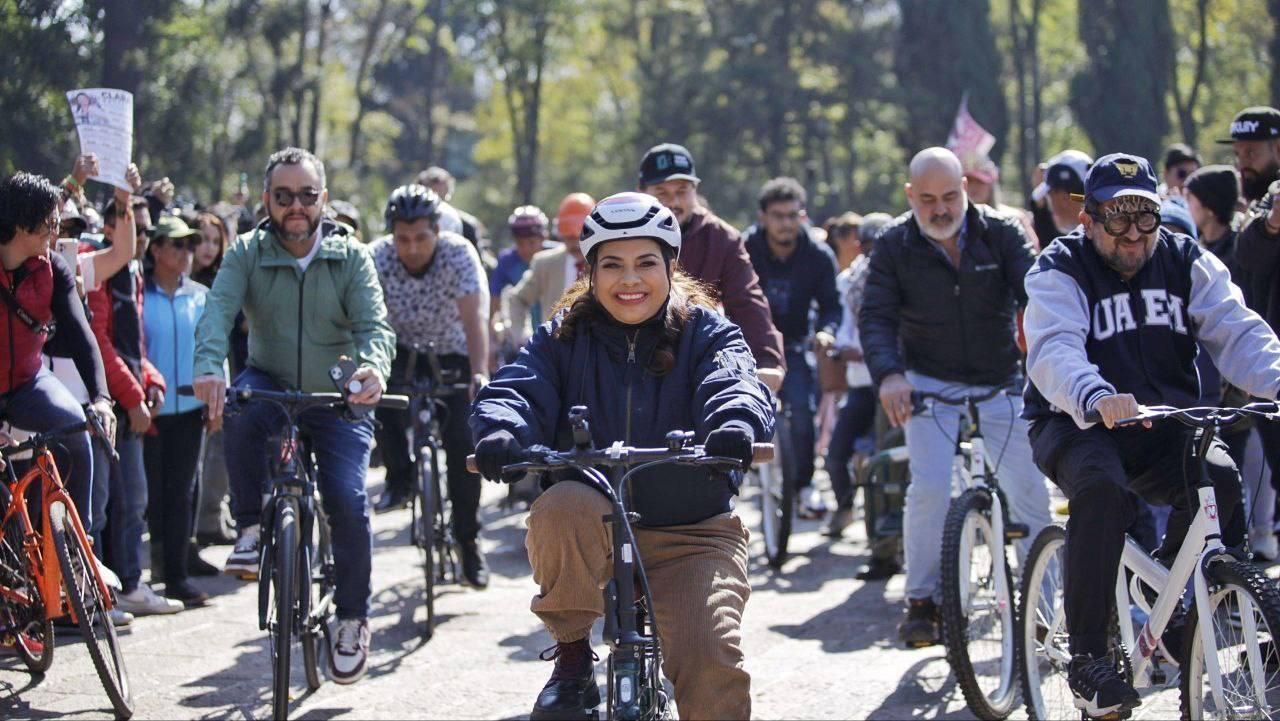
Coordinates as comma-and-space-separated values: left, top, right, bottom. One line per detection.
1091, 210, 1161, 237
271, 187, 322, 207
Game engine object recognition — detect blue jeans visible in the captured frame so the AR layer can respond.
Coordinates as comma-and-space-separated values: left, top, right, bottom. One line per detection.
106, 432, 148, 593
3, 369, 93, 530
825, 386, 877, 510
224, 367, 375, 619
780, 348, 816, 488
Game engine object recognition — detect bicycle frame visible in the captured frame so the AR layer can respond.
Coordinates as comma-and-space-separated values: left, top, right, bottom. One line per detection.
1, 449, 109, 623
1113, 484, 1237, 709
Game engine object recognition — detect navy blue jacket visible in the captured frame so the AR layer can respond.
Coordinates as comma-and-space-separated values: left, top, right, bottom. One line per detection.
1024, 227, 1280, 428
470, 304, 775, 527
744, 226, 841, 347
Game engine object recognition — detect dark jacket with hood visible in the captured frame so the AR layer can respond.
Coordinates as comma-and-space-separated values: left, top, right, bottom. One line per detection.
470, 302, 775, 527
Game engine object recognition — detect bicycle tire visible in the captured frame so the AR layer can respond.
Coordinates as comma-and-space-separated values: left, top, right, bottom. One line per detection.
760, 413, 795, 568
417, 449, 437, 637
50, 501, 132, 719
1180, 557, 1280, 720
1017, 525, 1074, 721
0, 516, 52, 673
940, 488, 1017, 720
303, 502, 334, 691
270, 501, 299, 720
300, 541, 322, 692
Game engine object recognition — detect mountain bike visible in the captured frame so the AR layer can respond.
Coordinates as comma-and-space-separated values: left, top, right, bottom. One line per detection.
181, 385, 407, 719
469, 406, 773, 720
0, 418, 132, 719
386, 342, 471, 638
1020, 402, 1280, 720
914, 382, 1026, 720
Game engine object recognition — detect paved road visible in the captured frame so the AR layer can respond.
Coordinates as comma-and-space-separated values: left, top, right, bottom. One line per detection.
0, 469, 1186, 719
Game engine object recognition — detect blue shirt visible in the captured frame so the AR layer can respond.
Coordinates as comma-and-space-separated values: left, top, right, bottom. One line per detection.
143, 274, 208, 416
490, 248, 529, 298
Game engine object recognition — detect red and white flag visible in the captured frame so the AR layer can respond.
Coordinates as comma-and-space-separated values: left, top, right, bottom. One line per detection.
946, 94, 996, 178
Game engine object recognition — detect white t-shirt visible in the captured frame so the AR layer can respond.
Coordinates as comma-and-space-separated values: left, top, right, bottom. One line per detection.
371, 232, 485, 356
296, 228, 323, 272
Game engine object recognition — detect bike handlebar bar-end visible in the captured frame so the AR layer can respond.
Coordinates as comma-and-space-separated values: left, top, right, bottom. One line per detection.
378, 394, 410, 410
752, 443, 775, 464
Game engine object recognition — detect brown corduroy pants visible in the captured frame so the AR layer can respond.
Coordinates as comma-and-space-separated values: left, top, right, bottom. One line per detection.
525, 480, 753, 720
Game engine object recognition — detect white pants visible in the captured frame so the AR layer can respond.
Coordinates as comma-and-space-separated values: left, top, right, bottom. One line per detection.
902, 371, 1052, 601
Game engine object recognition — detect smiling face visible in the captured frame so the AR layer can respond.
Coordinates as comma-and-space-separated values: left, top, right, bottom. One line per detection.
1083, 196, 1160, 279
591, 238, 670, 325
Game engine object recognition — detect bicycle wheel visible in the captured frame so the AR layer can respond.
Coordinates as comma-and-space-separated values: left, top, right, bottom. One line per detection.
759, 413, 795, 568
1018, 525, 1074, 721
940, 488, 1017, 720
0, 517, 52, 673
269, 500, 299, 720
1180, 558, 1280, 719
302, 503, 333, 691
49, 501, 132, 719
417, 449, 437, 636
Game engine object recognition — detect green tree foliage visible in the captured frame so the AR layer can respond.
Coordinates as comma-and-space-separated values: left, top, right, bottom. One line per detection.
1070, 0, 1175, 160
895, 0, 1010, 163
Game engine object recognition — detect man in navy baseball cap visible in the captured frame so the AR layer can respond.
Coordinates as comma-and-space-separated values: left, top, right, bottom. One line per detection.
1219, 106, 1280, 202
1079, 153, 1162, 278
638, 142, 700, 188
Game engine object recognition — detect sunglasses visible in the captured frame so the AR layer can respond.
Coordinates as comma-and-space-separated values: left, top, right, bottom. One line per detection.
1090, 210, 1162, 237
271, 187, 322, 207
157, 237, 196, 251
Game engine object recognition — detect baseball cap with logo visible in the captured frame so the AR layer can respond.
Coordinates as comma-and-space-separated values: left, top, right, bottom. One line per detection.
1084, 153, 1161, 206
637, 143, 700, 188
1216, 106, 1280, 144
1032, 149, 1093, 202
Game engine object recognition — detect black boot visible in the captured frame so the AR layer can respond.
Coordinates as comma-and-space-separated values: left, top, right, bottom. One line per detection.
188, 546, 220, 577
530, 639, 600, 720
374, 487, 411, 514
460, 540, 489, 589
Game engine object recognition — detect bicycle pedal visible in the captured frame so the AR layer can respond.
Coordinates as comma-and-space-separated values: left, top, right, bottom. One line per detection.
1005, 523, 1029, 540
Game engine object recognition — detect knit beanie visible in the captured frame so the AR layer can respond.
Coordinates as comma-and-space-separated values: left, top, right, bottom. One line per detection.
1185, 165, 1240, 226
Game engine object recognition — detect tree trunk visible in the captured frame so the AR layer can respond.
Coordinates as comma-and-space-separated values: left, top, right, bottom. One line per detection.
1271, 0, 1280, 107
421, 0, 447, 167
1009, 0, 1030, 197
1171, 0, 1209, 144
308, 0, 331, 152
291, 0, 312, 147
348, 0, 392, 170
100, 0, 146, 94
1029, 0, 1042, 169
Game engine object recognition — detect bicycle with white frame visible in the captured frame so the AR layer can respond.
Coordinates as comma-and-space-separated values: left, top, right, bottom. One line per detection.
1019, 402, 1280, 720
914, 382, 1027, 720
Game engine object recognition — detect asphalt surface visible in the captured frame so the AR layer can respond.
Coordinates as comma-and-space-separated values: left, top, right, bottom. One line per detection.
0, 468, 1188, 719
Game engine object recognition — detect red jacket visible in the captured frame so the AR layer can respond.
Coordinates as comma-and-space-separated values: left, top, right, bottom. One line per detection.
86, 282, 164, 409
1, 255, 55, 394
678, 206, 785, 370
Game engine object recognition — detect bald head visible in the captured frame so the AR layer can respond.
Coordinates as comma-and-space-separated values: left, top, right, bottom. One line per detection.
906, 147, 968, 242
909, 147, 964, 183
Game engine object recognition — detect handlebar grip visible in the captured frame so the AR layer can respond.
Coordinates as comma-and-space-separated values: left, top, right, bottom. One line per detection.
1084, 409, 1102, 424
466, 455, 478, 474
378, 394, 410, 410
752, 443, 775, 464
178, 385, 195, 397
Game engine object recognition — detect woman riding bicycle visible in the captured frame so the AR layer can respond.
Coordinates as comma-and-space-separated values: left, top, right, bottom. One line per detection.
471, 192, 774, 720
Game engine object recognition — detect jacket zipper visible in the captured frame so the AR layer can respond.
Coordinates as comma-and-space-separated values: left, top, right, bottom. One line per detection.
296, 269, 306, 389
624, 329, 638, 512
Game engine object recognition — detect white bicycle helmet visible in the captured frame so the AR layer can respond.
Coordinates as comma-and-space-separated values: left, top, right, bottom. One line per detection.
579, 191, 681, 260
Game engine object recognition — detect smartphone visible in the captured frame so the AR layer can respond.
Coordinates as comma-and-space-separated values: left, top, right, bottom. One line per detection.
329, 357, 373, 420
78, 232, 106, 249
56, 238, 79, 271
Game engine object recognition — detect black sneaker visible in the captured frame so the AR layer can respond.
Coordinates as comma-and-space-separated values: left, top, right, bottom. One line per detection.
188, 547, 221, 577
1068, 654, 1140, 718
164, 578, 210, 608
530, 639, 600, 721
898, 598, 940, 648
855, 557, 901, 582
461, 541, 489, 589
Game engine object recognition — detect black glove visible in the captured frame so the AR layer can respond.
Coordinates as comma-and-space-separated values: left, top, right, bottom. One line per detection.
474, 429, 525, 482
705, 424, 755, 469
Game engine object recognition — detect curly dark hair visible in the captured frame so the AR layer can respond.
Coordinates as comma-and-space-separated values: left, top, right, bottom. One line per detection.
757, 176, 807, 212
263, 147, 326, 192
0, 172, 61, 245
550, 254, 717, 376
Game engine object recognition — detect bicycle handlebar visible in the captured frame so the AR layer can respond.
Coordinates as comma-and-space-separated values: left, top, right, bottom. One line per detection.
1083, 401, 1280, 428
177, 384, 409, 410
0, 421, 94, 458
464, 442, 775, 475
910, 382, 1021, 411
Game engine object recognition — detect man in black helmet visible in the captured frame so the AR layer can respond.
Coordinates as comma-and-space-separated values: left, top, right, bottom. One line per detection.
371, 183, 492, 589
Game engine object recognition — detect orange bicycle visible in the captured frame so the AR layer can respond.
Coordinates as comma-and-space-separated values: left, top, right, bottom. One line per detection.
0, 419, 133, 719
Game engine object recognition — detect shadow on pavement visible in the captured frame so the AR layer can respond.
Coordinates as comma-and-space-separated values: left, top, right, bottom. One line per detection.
767, 576, 901, 653
862, 652, 968, 720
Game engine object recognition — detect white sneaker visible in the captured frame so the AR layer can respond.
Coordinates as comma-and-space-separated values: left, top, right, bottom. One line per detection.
797, 487, 830, 520
329, 617, 371, 684
109, 607, 134, 627
115, 583, 183, 616
96, 559, 122, 592
224, 525, 261, 580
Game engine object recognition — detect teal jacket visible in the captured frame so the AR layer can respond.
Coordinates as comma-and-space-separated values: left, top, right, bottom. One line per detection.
193, 219, 396, 391
144, 273, 207, 416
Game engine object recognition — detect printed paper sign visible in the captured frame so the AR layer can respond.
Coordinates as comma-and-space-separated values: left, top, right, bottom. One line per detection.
66, 88, 134, 191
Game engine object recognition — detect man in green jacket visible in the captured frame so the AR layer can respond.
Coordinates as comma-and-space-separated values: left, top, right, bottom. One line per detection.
192, 147, 395, 685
